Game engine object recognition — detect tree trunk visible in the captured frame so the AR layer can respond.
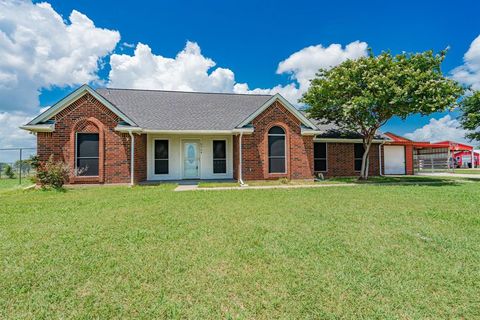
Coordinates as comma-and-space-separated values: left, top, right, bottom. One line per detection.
359, 135, 374, 180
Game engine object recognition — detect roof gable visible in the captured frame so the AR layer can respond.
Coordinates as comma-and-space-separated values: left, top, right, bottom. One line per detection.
236, 94, 317, 130
28, 84, 136, 126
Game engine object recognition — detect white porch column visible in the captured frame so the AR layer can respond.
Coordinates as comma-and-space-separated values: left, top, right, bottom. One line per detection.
238, 132, 244, 185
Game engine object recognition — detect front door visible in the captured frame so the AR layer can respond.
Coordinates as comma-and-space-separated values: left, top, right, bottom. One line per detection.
183, 141, 200, 178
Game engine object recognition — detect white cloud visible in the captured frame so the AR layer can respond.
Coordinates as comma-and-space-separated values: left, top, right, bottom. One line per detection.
0, 0, 120, 150
451, 34, 480, 90
0, 112, 37, 163
0, 0, 120, 113
109, 40, 368, 105
234, 41, 368, 104
109, 42, 236, 93
404, 115, 470, 143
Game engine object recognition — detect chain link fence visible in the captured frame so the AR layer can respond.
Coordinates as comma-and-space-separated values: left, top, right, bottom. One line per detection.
0, 147, 37, 185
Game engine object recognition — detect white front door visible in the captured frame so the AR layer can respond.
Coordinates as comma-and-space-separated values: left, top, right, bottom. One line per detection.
384, 145, 406, 175
183, 141, 200, 178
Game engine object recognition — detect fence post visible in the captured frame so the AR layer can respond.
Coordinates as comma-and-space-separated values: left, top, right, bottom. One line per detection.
19, 148, 22, 185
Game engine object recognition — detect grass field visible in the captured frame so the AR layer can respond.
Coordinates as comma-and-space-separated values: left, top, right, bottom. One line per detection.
0, 177, 33, 192
452, 168, 480, 174
1, 181, 480, 318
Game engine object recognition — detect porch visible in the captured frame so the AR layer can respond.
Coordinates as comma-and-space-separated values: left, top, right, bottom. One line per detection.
143, 133, 236, 181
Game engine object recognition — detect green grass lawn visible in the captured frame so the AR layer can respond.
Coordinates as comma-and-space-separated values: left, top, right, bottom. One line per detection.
1, 183, 479, 319
452, 168, 480, 174
198, 175, 468, 188
0, 177, 34, 192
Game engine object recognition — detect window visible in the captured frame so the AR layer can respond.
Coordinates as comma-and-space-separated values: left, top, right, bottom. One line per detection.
268, 126, 286, 173
314, 143, 327, 171
213, 140, 227, 174
154, 140, 169, 174
76, 133, 99, 176
354, 144, 364, 171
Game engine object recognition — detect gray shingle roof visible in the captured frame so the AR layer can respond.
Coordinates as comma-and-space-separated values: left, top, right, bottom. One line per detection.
96, 88, 273, 130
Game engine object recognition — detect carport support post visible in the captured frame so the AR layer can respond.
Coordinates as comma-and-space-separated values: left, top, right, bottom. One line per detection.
447, 147, 451, 172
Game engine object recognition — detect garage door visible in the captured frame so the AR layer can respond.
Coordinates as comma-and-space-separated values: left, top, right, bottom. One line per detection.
384, 146, 406, 175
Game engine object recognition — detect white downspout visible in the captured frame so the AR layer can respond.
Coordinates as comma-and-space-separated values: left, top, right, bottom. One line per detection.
238, 132, 244, 185
379, 142, 385, 176
128, 130, 135, 186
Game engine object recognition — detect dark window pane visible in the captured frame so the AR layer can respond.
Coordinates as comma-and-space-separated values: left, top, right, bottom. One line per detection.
213, 140, 226, 159
355, 159, 363, 171
314, 143, 326, 159
77, 133, 99, 157
268, 126, 285, 134
77, 158, 99, 176
268, 136, 285, 157
155, 140, 169, 159
314, 159, 327, 172
354, 144, 364, 158
269, 157, 285, 173
213, 159, 226, 174
155, 159, 168, 174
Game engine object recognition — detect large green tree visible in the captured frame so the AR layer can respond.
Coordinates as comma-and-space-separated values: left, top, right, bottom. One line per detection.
459, 91, 480, 141
301, 50, 464, 179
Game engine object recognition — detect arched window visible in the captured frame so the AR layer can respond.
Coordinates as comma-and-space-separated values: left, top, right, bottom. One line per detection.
268, 126, 286, 173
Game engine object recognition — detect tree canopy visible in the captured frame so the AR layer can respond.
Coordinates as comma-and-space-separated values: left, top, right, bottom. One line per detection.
301, 50, 464, 179
459, 91, 480, 141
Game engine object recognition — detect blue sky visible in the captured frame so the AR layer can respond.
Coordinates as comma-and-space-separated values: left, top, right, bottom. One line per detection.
1, 0, 480, 158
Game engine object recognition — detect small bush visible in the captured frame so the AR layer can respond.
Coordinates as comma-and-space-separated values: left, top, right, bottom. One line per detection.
35, 155, 70, 189
3, 164, 15, 179
279, 177, 289, 184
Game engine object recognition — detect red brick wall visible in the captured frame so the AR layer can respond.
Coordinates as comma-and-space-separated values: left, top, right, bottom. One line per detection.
405, 145, 414, 175
323, 143, 381, 177
37, 93, 146, 184
238, 101, 315, 180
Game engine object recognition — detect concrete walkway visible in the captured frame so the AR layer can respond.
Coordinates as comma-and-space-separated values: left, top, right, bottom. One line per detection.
417, 172, 480, 179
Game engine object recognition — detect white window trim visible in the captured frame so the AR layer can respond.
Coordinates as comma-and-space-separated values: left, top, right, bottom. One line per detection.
75, 132, 100, 177
212, 139, 227, 175
314, 142, 328, 172
153, 138, 170, 175
268, 128, 287, 174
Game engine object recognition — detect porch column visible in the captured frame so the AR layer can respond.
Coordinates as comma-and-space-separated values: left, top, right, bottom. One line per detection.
238, 132, 244, 185
472, 150, 475, 168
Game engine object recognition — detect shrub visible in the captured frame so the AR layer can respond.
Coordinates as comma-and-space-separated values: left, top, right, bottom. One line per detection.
35, 155, 70, 189
3, 164, 15, 179
279, 177, 289, 184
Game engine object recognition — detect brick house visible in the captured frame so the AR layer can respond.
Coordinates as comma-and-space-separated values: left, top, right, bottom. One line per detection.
21, 84, 396, 185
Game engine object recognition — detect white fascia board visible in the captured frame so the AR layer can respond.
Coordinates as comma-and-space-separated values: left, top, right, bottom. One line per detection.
313, 137, 386, 143
29, 84, 136, 126
237, 94, 317, 130
142, 129, 238, 135
114, 125, 143, 133
232, 128, 254, 134
19, 124, 55, 132
301, 129, 324, 136
115, 127, 254, 135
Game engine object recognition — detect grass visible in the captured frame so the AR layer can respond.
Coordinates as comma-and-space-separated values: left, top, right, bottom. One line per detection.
1, 183, 480, 318
451, 168, 480, 174
198, 175, 468, 188
0, 177, 34, 192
